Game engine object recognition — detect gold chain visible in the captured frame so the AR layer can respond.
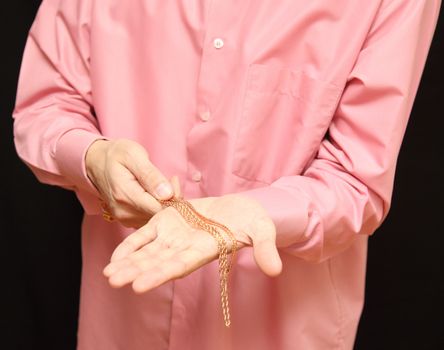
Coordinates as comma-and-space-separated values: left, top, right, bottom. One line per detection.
159, 197, 237, 327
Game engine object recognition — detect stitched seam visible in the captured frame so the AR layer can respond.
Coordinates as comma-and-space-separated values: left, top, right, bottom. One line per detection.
328, 259, 345, 350
166, 281, 176, 350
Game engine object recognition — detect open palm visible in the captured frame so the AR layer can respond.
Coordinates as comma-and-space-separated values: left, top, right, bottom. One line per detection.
103, 193, 282, 294
103, 203, 225, 293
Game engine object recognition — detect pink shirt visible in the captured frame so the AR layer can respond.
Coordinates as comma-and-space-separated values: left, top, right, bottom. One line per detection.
13, 0, 440, 349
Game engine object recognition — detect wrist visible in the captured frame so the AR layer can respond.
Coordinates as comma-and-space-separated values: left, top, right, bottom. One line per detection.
85, 139, 110, 190
187, 196, 218, 217
211, 194, 276, 246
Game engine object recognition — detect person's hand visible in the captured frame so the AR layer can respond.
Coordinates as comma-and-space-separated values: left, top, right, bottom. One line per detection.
102, 194, 282, 294
85, 138, 177, 228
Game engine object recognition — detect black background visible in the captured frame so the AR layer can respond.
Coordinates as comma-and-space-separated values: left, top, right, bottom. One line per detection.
1, 1, 443, 349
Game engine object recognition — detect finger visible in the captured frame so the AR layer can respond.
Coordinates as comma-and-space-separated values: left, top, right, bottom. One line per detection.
103, 258, 132, 277
104, 240, 162, 277
132, 253, 192, 294
111, 252, 182, 288
108, 264, 145, 288
109, 163, 163, 214
251, 236, 282, 277
105, 242, 155, 272
106, 237, 186, 287
109, 244, 179, 284
170, 175, 183, 199
110, 222, 158, 262
124, 148, 174, 200
122, 179, 163, 214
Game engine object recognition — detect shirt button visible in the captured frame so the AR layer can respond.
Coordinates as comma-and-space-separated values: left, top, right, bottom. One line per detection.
213, 38, 224, 49
200, 110, 210, 121
192, 171, 202, 182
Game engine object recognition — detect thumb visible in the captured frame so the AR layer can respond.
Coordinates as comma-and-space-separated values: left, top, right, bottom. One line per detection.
125, 150, 174, 200
170, 175, 183, 199
251, 235, 282, 277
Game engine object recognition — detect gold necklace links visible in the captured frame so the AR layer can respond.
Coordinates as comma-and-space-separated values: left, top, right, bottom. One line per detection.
159, 197, 237, 327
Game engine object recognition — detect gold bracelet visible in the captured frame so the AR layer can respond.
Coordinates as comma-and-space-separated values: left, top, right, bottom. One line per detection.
159, 197, 237, 327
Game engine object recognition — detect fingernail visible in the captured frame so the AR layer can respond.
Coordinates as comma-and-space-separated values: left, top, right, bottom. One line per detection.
155, 182, 173, 198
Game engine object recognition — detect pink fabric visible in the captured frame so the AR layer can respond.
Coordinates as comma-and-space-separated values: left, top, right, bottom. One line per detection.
12, 0, 440, 349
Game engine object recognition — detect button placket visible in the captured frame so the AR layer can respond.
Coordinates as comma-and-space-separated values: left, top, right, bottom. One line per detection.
190, 3, 230, 192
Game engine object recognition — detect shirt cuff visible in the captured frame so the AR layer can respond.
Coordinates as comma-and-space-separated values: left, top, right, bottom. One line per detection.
55, 128, 108, 214
238, 185, 311, 248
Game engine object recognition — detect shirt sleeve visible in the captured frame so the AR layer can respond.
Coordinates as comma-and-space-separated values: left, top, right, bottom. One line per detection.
12, 0, 107, 215
239, 0, 441, 262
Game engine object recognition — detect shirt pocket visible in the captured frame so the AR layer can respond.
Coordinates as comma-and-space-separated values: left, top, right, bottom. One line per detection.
231, 63, 343, 184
